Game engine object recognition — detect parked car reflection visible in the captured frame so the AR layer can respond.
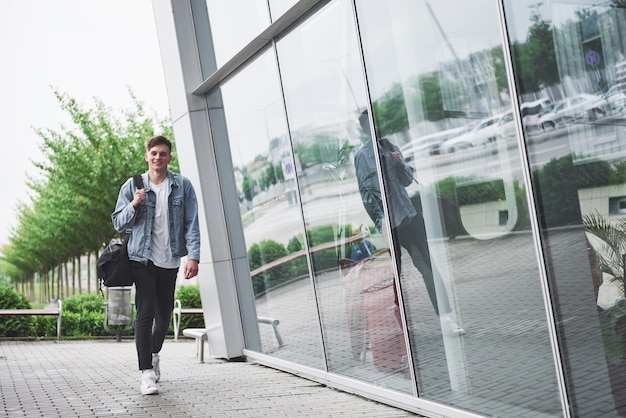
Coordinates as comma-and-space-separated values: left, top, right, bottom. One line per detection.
496, 110, 517, 140
537, 94, 606, 131
400, 125, 468, 161
520, 98, 551, 134
441, 112, 512, 153
600, 85, 626, 114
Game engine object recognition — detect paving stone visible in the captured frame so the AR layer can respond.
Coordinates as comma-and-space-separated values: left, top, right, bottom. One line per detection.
0, 340, 418, 417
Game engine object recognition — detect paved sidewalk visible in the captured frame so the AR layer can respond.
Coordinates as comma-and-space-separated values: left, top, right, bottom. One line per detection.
0, 339, 419, 417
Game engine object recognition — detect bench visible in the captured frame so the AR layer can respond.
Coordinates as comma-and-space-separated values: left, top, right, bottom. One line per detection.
181, 317, 283, 363
257, 316, 284, 348
182, 328, 208, 362
172, 299, 203, 341
0, 299, 62, 343
172, 300, 283, 345
173, 299, 284, 361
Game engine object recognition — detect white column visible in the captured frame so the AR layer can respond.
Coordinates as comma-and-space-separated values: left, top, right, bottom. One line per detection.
151, 0, 246, 359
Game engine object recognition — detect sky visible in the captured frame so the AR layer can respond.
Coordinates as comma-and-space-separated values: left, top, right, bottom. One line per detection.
0, 0, 170, 247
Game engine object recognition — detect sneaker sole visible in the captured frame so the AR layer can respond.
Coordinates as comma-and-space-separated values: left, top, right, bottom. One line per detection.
141, 387, 158, 395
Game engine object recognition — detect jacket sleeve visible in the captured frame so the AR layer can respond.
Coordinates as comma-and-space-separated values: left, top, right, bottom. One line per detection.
111, 177, 137, 233
183, 178, 201, 261
392, 144, 415, 187
354, 149, 384, 226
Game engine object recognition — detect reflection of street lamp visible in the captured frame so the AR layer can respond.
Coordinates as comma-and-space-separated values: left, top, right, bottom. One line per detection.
256, 103, 273, 142
425, 0, 484, 114
321, 56, 361, 114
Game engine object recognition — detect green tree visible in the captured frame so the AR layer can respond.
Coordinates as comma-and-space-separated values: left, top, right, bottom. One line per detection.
242, 174, 255, 202
418, 73, 445, 121
372, 83, 409, 136
529, 14, 560, 87
0, 90, 172, 298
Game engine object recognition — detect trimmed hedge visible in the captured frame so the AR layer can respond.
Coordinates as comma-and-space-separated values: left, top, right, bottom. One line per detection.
0, 286, 33, 337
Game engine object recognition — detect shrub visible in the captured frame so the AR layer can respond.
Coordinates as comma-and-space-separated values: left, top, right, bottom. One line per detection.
306, 224, 354, 246
33, 315, 61, 338
64, 294, 106, 314
456, 178, 505, 205
287, 235, 303, 253
306, 224, 354, 272
248, 240, 295, 295
63, 294, 108, 337
533, 155, 584, 228
0, 287, 33, 337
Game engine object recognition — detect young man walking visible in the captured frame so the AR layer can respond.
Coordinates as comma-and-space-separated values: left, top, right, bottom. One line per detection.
112, 135, 200, 395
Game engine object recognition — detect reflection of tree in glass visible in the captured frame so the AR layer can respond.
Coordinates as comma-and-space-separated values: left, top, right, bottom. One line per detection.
242, 174, 255, 202
371, 85, 409, 133
292, 141, 330, 168
511, 11, 558, 94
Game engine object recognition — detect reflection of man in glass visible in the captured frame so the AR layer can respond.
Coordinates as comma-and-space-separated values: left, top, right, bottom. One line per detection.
354, 110, 464, 336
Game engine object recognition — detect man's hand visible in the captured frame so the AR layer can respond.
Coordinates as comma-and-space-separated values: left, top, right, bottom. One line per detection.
390, 151, 404, 165
184, 259, 199, 279
132, 188, 146, 208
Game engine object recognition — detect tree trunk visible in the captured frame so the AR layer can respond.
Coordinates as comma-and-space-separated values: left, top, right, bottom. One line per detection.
64, 262, 69, 298
87, 252, 91, 294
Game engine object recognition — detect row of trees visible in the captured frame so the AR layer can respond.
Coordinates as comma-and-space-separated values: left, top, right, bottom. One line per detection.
0, 90, 174, 302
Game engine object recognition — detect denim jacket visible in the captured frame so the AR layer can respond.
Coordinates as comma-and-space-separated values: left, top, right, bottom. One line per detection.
111, 171, 200, 264
354, 138, 416, 229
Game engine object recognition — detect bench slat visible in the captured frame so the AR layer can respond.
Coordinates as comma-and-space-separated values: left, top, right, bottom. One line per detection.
0, 310, 60, 315
179, 308, 203, 314
0, 300, 62, 343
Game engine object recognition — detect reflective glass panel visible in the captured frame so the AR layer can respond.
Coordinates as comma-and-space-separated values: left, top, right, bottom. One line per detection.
276, 0, 412, 392
220, 49, 323, 369
206, 0, 270, 66
505, 1, 626, 416
268, 0, 298, 21
356, 0, 562, 416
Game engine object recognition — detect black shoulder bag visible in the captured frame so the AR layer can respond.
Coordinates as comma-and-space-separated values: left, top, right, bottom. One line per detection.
97, 174, 144, 291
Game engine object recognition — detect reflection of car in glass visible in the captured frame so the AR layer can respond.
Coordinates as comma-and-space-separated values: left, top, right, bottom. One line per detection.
520, 98, 551, 133
400, 126, 466, 161
537, 94, 606, 130
496, 110, 517, 140
600, 85, 626, 113
525, 103, 554, 132
441, 112, 509, 153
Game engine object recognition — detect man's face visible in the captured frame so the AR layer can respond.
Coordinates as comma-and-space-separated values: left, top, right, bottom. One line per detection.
145, 144, 172, 171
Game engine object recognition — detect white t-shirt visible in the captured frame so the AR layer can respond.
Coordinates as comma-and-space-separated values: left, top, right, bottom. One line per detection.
149, 178, 180, 269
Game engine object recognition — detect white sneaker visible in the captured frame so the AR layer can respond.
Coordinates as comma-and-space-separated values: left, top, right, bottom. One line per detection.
441, 315, 466, 337
140, 369, 158, 395
152, 353, 160, 383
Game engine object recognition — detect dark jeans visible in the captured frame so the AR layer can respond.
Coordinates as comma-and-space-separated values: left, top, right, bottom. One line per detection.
131, 260, 178, 370
391, 214, 451, 316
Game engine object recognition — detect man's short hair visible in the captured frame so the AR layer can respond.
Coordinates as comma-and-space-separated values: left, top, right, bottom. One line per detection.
358, 109, 370, 132
146, 135, 172, 153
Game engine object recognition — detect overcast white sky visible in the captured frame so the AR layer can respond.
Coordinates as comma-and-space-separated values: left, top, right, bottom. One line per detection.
0, 0, 170, 247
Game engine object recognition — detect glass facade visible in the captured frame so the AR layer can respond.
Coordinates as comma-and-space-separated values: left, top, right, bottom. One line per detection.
155, 0, 626, 416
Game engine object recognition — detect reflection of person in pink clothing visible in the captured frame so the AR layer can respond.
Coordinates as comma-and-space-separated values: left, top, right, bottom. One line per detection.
354, 110, 464, 336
